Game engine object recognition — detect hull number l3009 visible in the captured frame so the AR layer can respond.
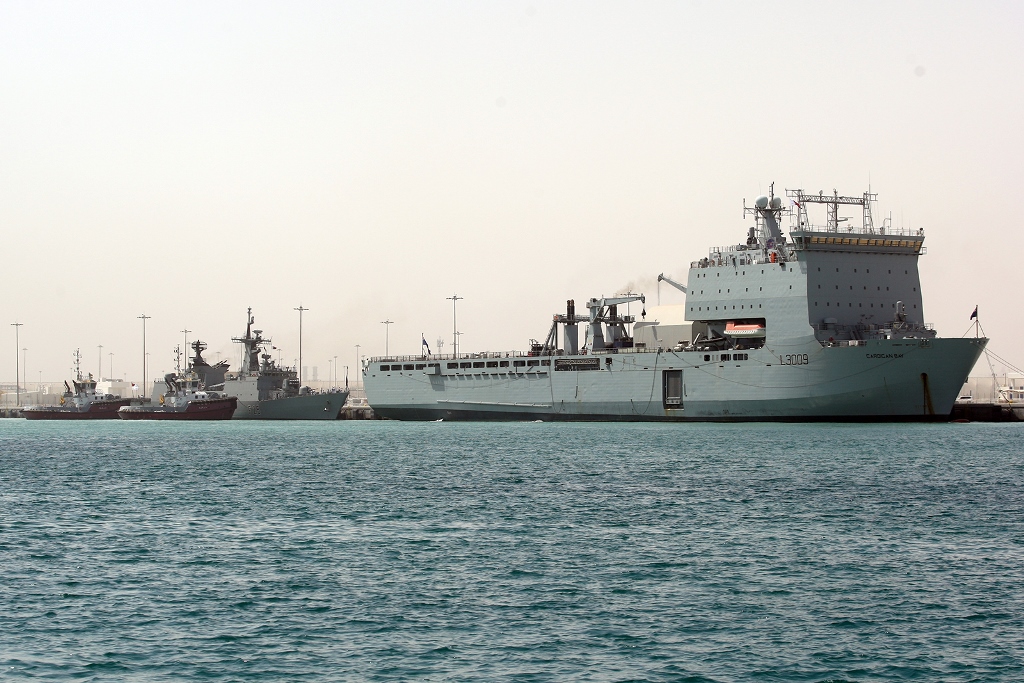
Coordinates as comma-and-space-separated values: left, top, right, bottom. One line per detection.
779, 354, 809, 365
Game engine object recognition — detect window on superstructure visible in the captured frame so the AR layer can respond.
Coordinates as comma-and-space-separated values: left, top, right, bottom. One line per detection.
527, 360, 539, 367
473, 362, 484, 368
513, 360, 526, 367
541, 360, 550, 366
460, 362, 472, 368
447, 363, 458, 369
415, 364, 426, 370
486, 361, 498, 368
380, 365, 390, 371
404, 364, 414, 370
500, 361, 509, 367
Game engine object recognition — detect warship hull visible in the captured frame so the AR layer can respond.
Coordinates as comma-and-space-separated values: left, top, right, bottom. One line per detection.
364, 185, 989, 422
365, 338, 986, 422
232, 391, 349, 420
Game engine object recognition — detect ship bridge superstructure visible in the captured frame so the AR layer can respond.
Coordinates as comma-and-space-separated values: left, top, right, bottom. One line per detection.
684, 186, 934, 346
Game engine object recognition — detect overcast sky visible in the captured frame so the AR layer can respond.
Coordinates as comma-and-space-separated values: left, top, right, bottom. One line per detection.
2, 0, 1022, 386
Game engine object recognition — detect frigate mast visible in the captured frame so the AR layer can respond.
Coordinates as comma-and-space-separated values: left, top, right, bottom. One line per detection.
232, 307, 273, 376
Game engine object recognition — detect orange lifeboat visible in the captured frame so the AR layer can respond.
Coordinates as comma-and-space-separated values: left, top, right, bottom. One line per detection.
724, 321, 766, 338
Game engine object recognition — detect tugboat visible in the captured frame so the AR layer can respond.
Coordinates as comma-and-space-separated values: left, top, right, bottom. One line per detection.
223, 308, 349, 419
118, 372, 237, 420
23, 349, 131, 420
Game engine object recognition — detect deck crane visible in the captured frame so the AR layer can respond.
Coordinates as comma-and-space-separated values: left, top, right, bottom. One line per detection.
584, 294, 645, 352
657, 273, 686, 305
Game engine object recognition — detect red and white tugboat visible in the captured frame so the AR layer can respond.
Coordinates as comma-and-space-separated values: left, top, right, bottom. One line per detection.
118, 372, 237, 420
23, 350, 131, 420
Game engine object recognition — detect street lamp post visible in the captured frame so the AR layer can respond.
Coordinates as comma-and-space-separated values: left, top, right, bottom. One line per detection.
109, 352, 114, 380
355, 344, 361, 388
328, 359, 333, 391
294, 305, 308, 383
98, 344, 103, 380
11, 322, 23, 406
181, 329, 191, 369
333, 355, 338, 390
138, 314, 151, 394
446, 293, 463, 358
22, 347, 27, 400
381, 320, 393, 357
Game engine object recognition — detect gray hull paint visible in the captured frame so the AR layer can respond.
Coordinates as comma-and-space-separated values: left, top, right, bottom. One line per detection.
232, 391, 349, 420
365, 338, 985, 421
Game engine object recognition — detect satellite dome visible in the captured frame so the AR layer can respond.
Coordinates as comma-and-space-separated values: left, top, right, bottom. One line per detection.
755, 195, 769, 209
770, 196, 783, 209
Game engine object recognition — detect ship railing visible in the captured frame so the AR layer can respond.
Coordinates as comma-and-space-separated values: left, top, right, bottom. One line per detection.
692, 249, 794, 269
368, 350, 542, 364
368, 346, 663, 364
812, 321, 936, 344
792, 225, 925, 237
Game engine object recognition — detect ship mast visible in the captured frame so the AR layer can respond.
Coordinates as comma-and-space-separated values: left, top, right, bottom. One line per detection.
232, 307, 271, 376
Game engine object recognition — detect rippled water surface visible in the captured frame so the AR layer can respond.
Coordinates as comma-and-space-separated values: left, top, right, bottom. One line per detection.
1, 420, 1022, 681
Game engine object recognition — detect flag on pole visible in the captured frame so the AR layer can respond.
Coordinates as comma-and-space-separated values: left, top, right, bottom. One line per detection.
422, 334, 431, 355
970, 306, 978, 320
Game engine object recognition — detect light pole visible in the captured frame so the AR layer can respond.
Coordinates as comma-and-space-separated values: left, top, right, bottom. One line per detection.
11, 322, 23, 406
355, 344, 361, 388
446, 293, 463, 358
333, 355, 338, 390
138, 314, 151, 394
381, 320, 393, 357
294, 305, 308, 383
328, 359, 333, 390
109, 352, 114, 380
181, 328, 191, 369
98, 344, 103, 380
22, 347, 27, 399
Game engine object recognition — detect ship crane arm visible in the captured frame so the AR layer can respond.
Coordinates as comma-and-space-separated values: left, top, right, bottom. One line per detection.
587, 294, 645, 310
657, 273, 686, 293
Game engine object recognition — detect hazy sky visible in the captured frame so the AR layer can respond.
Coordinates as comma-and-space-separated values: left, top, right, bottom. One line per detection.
2, 0, 1022, 386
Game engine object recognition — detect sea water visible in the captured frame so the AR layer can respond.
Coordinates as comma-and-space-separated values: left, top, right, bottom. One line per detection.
1, 420, 1021, 681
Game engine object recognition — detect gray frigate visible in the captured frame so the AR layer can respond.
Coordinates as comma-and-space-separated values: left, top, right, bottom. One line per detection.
362, 185, 986, 421
224, 309, 349, 420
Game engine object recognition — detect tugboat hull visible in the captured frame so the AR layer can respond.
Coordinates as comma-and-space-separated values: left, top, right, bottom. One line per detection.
118, 397, 238, 420
23, 399, 131, 420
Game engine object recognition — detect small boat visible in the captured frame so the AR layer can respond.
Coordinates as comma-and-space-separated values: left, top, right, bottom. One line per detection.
23, 350, 131, 420
723, 321, 767, 338
118, 372, 237, 420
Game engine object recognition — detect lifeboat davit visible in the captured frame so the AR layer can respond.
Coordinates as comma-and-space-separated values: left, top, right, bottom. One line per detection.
724, 321, 766, 338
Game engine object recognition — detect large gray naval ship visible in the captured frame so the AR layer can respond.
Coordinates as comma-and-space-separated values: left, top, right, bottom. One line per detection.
363, 186, 987, 421
224, 309, 349, 420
